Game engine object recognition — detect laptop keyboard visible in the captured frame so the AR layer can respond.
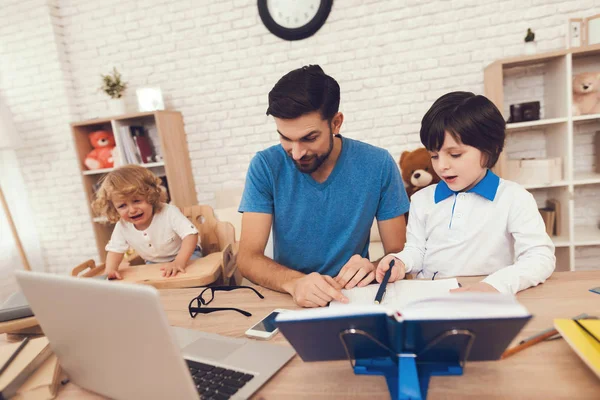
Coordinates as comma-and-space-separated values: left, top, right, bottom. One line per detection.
186, 359, 254, 400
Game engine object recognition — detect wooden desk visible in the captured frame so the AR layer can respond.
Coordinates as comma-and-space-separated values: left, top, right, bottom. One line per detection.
42, 271, 600, 399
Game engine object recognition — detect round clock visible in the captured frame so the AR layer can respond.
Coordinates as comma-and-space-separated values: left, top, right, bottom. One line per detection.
258, 0, 334, 41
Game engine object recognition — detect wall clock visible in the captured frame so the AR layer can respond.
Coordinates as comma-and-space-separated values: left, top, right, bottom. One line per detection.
258, 0, 334, 41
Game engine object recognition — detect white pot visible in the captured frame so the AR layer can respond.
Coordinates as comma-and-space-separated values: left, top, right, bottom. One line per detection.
524, 41, 537, 55
108, 98, 126, 116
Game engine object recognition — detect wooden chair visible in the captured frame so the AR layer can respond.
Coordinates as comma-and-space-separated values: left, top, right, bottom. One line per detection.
181, 204, 242, 286
72, 205, 242, 288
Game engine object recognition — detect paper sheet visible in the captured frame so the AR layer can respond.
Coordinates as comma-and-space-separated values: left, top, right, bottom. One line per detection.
330, 278, 459, 310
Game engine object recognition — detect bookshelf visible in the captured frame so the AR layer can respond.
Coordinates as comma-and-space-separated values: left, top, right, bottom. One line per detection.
485, 43, 600, 272
71, 111, 197, 262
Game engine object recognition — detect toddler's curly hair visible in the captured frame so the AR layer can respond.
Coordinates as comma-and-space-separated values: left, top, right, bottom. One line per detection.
91, 165, 167, 223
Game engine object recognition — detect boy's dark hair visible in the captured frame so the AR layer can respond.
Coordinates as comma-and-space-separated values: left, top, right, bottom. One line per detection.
266, 65, 340, 122
420, 91, 506, 168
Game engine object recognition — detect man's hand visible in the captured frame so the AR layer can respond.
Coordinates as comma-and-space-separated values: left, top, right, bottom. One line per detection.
160, 261, 186, 278
287, 272, 349, 308
335, 254, 376, 289
375, 255, 405, 283
450, 282, 498, 293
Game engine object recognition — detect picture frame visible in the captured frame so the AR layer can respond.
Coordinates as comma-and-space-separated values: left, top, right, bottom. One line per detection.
585, 14, 600, 46
136, 87, 165, 112
567, 18, 585, 48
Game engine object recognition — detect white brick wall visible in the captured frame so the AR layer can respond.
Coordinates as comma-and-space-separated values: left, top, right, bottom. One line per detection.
0, 0, 97, 273
1, 0, 600, 272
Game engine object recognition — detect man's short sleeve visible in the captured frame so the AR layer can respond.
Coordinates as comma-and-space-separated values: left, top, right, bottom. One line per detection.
238, 153, 274, 214
376, 152, 410, 221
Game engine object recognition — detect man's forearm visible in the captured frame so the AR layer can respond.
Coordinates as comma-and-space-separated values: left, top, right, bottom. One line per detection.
238, 251, 304, 294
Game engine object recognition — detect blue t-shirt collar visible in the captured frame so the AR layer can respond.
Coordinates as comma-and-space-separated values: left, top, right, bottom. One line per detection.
434, 169, 500, 203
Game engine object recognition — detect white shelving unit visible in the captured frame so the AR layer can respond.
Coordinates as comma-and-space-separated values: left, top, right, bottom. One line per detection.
485, 44, 600, 271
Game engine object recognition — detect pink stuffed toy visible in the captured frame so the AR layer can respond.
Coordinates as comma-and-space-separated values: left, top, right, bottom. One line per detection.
572, 72, 600, 116
84, 130, 116, 170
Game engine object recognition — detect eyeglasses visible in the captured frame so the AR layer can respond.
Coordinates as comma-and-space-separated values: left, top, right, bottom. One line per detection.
188, 285, 264, 318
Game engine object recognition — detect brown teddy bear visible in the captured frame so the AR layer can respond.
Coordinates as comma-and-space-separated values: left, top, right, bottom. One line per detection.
399, 147, 441, 198
573, 72, 600, 116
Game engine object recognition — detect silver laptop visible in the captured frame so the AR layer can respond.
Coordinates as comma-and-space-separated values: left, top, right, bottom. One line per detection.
15, 271, 295, 400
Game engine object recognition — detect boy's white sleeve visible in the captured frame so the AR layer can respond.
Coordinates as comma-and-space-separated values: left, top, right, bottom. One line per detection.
483, 189, 556, 294
392, 197, 427, 274
105, 222, 129, 253
168, 205, 199, 241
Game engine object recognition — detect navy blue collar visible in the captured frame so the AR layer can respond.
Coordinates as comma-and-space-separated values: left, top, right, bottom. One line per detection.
434, 170, 500, 203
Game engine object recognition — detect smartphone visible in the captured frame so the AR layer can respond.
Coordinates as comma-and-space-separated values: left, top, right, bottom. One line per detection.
245, 309, 288, 340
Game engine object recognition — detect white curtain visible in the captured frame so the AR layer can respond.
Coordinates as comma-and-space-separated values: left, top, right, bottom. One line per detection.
0, 92, 45, 303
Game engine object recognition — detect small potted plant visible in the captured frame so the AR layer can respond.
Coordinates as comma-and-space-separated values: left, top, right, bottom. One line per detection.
524, 28, 536, 55
100, 67, 127, 115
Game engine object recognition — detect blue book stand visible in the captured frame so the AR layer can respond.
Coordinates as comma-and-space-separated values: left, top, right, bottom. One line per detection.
339, 328, 475, 400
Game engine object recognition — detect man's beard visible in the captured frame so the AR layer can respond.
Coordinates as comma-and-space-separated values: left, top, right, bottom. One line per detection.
293, 134, 334, 174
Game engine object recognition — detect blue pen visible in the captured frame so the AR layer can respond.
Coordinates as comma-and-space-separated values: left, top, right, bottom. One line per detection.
374, 259, 394, 304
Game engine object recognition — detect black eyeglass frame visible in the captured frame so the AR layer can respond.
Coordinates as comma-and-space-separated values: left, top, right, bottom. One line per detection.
187, 285, 264, 318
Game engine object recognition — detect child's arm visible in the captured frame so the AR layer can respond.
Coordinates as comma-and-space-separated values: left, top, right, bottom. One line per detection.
104, 222, 129, 280
105, 251, 125, 280
376, 196, 428, 282
161, 205, 200, 277
161, 233, 198, 277
481, 189, 556, 294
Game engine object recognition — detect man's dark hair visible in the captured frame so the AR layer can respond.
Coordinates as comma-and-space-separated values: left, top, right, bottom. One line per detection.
266, 65, 340, 121
419, 91, 506, 169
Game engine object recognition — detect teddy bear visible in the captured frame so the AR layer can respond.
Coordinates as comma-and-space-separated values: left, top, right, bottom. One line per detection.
572, 72, 600, 116
84, 130, 116, 170
399, 147, 441, 198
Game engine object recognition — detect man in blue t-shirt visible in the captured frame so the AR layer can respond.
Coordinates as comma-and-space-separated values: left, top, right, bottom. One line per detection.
238, 65, 410, 308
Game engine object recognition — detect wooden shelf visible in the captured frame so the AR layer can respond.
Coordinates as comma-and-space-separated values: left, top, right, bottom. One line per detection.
574, 226, 600, 247
522, 180, 569, 190
551, 235, 570, 248
72, 111, 196, 262
506, 117, 568, 131
573, 113, 600, 123
82, 167, 114, 176
81, 161, 165, 176
573, 172, 600, 186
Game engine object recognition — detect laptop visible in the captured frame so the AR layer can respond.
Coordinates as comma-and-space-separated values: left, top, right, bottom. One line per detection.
15, 271, 295, 400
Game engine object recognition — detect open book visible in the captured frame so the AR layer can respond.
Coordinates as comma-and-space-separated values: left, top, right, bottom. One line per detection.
330, 278, 460, 310
276, 292, 531, 362
281, 292, 530, 321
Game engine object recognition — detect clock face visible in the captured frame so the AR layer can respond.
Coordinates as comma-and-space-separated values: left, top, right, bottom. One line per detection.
267, 0, 321, 29
258, 0, 333, 41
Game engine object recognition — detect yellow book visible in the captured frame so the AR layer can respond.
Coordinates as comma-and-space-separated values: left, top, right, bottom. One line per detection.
554, 319, 600, 378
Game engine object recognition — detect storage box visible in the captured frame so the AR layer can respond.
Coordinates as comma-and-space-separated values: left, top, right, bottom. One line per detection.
506, 157, 562, 185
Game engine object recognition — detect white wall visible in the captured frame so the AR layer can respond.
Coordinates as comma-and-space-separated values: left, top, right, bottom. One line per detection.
1, 0, 599, 272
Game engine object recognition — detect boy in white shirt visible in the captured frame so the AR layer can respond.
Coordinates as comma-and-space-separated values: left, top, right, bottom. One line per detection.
92, 165, 201, 279
376, 92, 555, 294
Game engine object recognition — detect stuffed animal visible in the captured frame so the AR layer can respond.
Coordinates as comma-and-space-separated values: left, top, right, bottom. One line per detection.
84, 130, 116, 170
399, 147, 441, 198
572, 72, 600, 116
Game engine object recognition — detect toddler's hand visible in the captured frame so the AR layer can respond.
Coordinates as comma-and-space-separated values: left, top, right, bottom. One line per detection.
106, 269, 122, 280
376, 255, 405, 283
160, 261, 186, 278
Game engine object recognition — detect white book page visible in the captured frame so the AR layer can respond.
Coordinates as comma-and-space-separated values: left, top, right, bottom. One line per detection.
330, 278, 459, 309
400, 293, 530, 320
